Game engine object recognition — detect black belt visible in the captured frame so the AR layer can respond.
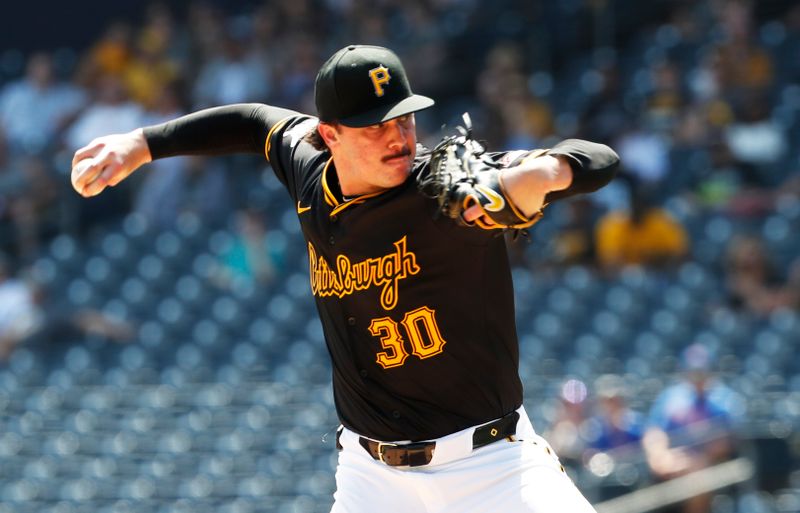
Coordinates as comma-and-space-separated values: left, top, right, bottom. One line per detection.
356, 411, 520, 467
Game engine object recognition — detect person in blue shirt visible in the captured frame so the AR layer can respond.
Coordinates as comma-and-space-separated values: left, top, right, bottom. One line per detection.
585, 374, 644, 453
642, 343, 743, 513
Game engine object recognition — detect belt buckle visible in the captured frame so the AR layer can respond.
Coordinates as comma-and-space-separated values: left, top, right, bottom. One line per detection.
377, 442, 399, 464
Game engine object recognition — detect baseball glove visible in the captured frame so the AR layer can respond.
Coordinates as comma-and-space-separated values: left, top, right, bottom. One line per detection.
418, 113, 543, 230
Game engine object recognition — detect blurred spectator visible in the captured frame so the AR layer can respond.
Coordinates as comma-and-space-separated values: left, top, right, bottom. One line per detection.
214, 207, 285, 289
642, 343, 743, 513
475, 42, 555, 150
64, 73, 145, 152
272, 35, 319, 112
143, 78, 188, 127
122, 21, 180, 109
352, 11, 392, 48
549, 197, 598, 268
23, 275, 134, 352
722, 234, 797, 316
583, 374, 645, 500
137, 2, 187, 66
613, 123, 671, 186
691, 139, 779, 217
134, 155, 231, 229
710, 0, 775, 99
0, 155, 60, 262
0, 52, 86, 155
498, 77, 555, 151
642, 59, 686, 134
131, 80, 198, 229
579, 61, 627, 143
544, 378, 591, 471
278, 0, 324, 35
584, 374, 644, 456
76, 22, 134, 85
476, 42, 534, 148
724, 92, 787, 172
0, 253, 42, 361
1, 252, 134, 363
671, 106, 715, 152
65, 73, 146, 234
185, 1, 226, 70
0, 136, 20, 252
192, 32, 271, 108
595, 177, 689, 272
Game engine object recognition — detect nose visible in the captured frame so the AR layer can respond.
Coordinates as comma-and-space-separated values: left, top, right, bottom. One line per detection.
386, 119, 408, 151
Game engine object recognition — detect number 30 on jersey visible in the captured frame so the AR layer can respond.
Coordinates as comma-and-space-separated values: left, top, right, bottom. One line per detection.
368, 306, 447, 369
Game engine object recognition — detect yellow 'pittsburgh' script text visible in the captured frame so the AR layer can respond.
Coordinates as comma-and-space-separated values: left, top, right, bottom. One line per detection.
308, 236, 420, 310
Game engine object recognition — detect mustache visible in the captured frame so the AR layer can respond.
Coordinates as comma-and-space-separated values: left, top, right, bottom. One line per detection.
381, 148, 412, 162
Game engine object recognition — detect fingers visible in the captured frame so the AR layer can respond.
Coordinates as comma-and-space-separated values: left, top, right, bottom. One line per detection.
462, 203, 501, 229
71, 158, 105, 197
81, 164, 123, 197
463, 203, 499, 226
462, 204, 485, 223
80, 169, 109, 197
72, 141, 103, 168
72, 156, 127, 197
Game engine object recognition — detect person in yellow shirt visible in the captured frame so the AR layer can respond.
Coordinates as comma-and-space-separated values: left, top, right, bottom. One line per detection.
595, 178, 689, 271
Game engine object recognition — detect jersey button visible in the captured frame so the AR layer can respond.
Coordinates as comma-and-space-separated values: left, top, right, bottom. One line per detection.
347, 317, 356, 326
392, 410, 401, 419
328, 235, 335, 245
359, 369, 368, 378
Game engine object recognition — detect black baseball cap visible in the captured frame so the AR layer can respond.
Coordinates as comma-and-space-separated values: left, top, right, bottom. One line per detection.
315, 45, 435, 127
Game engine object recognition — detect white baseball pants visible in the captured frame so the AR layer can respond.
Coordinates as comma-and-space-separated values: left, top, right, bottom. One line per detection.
330, 406, 597, 513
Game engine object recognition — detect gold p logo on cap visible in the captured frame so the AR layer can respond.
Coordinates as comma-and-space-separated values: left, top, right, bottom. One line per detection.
369, 65, 391, 97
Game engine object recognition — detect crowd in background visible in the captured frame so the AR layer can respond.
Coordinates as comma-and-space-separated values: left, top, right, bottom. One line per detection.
1, 0, 799, 510
0, 0, 797, 288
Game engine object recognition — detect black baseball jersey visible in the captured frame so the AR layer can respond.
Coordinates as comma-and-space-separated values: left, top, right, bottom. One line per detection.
263, 110, 529, 442
143, 103, 618, 443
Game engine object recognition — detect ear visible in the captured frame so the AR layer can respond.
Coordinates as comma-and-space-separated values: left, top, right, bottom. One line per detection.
318, 122, 340, 148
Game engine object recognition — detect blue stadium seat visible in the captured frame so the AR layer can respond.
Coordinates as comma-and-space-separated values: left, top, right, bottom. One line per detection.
7, 349, 45, 386
66, 277, 99, 308
211, 295, 245, 330
121, 213, 153, 246
49, 234, 83, 269
137, 254, 167, 284
120, 276, 160, 320
174, 274, 214, 317
187, 316, 221, 349
100, 231, 136, 264
155, 231, 189, 262
157, 296, 190, 329
564, 357, 593, 381
175, 212, 208, 241
214, 364, 245, 386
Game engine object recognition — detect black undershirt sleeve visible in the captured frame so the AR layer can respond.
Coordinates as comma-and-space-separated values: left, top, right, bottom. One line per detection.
142, 103, 288, 160
544, 139, 620, 203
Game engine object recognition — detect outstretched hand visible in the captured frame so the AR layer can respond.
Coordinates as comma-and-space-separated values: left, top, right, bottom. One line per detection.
71, 128, 152, 197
